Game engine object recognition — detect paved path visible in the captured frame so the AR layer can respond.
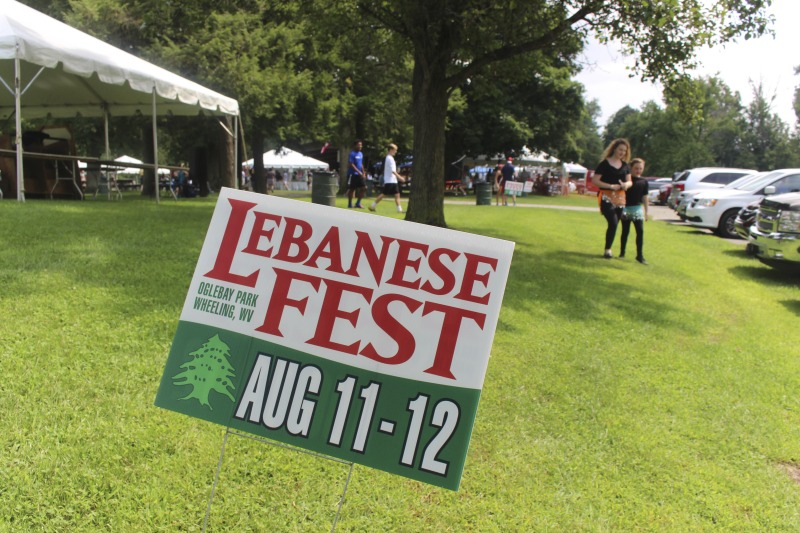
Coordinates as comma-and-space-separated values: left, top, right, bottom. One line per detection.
442, 200, 742, 244
443, 199, 675, 219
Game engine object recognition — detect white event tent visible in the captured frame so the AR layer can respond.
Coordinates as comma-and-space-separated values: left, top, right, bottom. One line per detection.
0, 0, 240, 201
246, 147, 329, 170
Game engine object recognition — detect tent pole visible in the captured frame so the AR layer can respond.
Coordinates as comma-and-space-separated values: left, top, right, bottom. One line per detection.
14, 55, 24, 202
103, 107, 111, 158
234, 116, 239, 189
152, 88, 159, 204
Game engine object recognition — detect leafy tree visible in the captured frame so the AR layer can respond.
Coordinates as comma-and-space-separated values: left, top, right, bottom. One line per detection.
446, 52, 585, 164
568, 98, 604, 169
741, 82, 796, 170
603, 106, 639, 147
350, 0, 772, 226
795, 65, 800, 126
603, 77, 800, 176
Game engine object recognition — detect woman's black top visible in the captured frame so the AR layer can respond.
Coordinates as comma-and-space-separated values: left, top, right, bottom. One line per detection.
594, 160, 630, 186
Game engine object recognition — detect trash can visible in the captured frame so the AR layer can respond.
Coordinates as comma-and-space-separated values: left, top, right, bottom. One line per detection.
311, 170, 338, 207
475, 181, 492, 206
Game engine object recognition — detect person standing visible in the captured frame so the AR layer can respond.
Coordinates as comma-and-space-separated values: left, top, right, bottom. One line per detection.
369, 143, 406, 213
347, 139, 366, 208
492, 160, 504, 206
265, 167, 275, 194
591, 138, 632, 258
619, 158, 650, 264
500, 156, 517, 206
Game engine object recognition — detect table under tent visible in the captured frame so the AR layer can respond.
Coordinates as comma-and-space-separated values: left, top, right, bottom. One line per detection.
0, 0, 240, 201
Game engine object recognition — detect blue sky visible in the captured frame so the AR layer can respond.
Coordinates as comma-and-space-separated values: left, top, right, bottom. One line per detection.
574, 0, 799, 129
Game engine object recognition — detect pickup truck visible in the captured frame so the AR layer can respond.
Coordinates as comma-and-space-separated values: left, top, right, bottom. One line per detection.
749, 191, 800, 269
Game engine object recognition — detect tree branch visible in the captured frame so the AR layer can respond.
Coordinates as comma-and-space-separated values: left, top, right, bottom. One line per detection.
446, 1, 603, 89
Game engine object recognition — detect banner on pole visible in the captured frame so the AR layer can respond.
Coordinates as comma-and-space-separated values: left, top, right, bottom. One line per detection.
155, 188, 514, 490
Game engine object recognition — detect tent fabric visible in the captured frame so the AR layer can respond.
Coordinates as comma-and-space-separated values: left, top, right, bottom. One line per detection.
564, 162, 588, 173
0, 0, 238, 118
114, 155, 144, 174
246, 147, 329, 170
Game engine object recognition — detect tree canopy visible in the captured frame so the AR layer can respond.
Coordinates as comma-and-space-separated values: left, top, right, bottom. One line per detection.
12, 0, 781, 219
349, 0, 773, 226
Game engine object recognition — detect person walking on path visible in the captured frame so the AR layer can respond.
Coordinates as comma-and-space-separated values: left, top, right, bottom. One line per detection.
499, 156, 517, 206
347, 139, 366, 208
592, 138, 632, 258
619, 157, 650, 264
369, 143, 406, 213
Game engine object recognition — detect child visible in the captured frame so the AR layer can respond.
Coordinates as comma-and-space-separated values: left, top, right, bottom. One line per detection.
619, 157, 650, 264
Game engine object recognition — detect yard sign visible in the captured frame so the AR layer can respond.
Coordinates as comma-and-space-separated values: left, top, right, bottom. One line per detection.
505, 181, 524, 196
155, 188, 514, 490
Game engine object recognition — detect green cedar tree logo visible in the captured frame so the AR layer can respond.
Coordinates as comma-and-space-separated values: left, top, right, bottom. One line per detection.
172, 334, 236, 410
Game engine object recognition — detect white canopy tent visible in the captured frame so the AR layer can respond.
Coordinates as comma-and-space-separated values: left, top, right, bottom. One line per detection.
245, 147, 329, 170
517, 147, 560, 165
113, 155, 145, 175
0, 0, 240, 201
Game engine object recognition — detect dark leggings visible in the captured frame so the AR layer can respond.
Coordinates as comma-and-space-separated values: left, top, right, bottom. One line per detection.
620, 218, 644, 257
601, 201, 622, 250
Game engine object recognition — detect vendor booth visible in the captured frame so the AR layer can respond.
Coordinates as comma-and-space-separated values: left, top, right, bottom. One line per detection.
245, 147, 329, 191
0, 0, 240, 201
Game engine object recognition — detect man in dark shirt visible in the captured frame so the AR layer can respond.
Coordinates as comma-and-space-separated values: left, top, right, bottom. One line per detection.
499, 156, 517, 207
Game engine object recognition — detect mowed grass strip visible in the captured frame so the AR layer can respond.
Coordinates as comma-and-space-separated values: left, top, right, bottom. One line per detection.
1, 193, 799, 531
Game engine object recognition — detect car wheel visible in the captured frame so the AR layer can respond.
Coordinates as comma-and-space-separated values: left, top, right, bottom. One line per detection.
716, 209, 740, 239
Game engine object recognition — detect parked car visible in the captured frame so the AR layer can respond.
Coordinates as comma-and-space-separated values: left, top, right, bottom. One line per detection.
667, 167, 757, 210
658, 182, 673, 205
734, 199, 761, 250
647, 177, 671, 205
674, 171, 766, 221
684, 170, 800, 238
749, 191, 800, 269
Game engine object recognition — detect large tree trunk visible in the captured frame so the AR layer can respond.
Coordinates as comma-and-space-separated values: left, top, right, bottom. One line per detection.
250, 130, 266, 194
405, 55, 449, 227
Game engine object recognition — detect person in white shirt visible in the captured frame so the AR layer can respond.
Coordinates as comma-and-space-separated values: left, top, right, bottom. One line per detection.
369, 143, 406, 213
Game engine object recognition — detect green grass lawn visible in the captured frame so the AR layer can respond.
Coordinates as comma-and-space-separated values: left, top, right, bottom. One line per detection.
2, 191, 800, 531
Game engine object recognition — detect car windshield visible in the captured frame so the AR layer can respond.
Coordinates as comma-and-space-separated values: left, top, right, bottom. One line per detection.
723, 172, 765, 189
674, 171, 689, 183
737, 171, 786, 192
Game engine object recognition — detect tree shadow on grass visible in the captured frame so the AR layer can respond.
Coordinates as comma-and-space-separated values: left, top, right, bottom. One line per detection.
488, 237, 689, 334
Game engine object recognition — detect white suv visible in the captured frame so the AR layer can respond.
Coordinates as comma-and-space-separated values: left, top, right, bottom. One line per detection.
674, 172, 765, 220
668, 167, 757, 210
685, 169, 800, 238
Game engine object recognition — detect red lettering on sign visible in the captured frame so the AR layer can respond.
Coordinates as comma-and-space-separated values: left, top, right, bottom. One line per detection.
256, 267, 321, 336
304, 225, 345, 274
422, 302, 486, 379
241, 211, 282, 258
420, 247, 460, 296
306, 279, 373, 355
273, 217, 313, 263
386, 239, 429, 290
344, 231, 395, 285
455, 253, 497, 305
360, 294, 423, 365
205, 198, 260, 287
